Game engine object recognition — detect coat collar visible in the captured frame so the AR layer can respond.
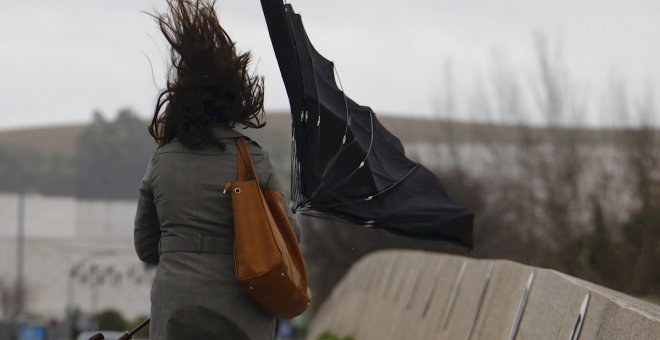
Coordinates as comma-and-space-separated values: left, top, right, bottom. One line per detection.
212, 123, 245, 140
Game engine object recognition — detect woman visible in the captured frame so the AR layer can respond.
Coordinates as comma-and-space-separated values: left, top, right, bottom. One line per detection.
133, 1, 299, 338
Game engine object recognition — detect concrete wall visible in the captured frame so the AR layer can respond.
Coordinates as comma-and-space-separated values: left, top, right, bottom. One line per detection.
308, 250, 660, 340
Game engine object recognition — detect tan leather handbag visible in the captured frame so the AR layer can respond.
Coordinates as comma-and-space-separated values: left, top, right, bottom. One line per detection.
226, 137, 311, 319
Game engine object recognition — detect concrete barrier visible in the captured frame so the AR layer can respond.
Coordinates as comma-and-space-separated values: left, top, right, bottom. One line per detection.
308, 250, 660, 340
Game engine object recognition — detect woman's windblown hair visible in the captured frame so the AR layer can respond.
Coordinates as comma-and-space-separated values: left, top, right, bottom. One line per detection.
149, 0, 265, 149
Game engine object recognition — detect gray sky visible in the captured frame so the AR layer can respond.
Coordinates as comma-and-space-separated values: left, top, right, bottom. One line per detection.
1, 0, 658, 130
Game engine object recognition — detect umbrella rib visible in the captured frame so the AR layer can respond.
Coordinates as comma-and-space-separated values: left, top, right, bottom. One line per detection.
333, 62, 352, 146
299, 39, 354, 202
364, 163, 420, 199
287, 10, 348, 208
306, 106, 376, 203
298, 20, 324, 179
307, 163, 420, 211
287, 7, 378, 208
285, 9, 311, 209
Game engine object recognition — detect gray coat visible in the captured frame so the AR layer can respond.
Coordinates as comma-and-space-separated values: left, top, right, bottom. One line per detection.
134, 124, 299, 340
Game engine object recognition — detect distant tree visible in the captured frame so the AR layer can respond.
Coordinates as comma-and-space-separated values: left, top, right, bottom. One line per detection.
75, 109, 155, 199
0, 145, 74, 195
619, 96, 660, 293
426, 33, 660, 297
0, 146, 35, 193
92, 309, 127, 331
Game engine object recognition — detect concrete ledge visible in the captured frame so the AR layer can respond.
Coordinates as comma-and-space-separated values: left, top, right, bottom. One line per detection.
308, 250, 660, 340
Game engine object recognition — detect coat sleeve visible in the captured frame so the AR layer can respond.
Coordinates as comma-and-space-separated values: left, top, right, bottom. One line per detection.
262, 150, 303, 243
134, 156, 161, 265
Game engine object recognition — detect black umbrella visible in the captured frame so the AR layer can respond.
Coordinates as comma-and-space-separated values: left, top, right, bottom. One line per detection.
260, 0, 474, 247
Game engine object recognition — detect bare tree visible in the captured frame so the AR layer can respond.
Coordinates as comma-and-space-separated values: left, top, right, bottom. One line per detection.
425, 32, 660, 297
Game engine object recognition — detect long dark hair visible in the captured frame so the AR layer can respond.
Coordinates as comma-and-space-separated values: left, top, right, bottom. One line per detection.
148, 0, 265, 149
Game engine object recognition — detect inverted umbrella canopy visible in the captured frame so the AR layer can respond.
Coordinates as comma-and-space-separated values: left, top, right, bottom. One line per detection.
260, 0, 474, 247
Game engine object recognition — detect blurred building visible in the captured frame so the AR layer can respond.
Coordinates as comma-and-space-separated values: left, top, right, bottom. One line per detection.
0, 193, 151, 321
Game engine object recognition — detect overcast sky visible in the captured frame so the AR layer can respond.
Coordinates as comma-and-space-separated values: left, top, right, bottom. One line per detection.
1, 0, 658, 130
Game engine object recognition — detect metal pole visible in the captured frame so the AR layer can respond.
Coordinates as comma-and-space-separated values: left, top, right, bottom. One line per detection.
14, 192, 25, 319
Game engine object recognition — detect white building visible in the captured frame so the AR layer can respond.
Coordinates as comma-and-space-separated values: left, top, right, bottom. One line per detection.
0, 193, 152, 320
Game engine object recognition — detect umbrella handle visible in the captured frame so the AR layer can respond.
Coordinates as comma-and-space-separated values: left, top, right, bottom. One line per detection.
118, 318, 151, 340
116, 332, 131, 340
87, 318, 150, 340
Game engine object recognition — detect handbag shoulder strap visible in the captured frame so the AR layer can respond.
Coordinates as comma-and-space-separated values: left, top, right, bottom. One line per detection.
235, 137, 260, 184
